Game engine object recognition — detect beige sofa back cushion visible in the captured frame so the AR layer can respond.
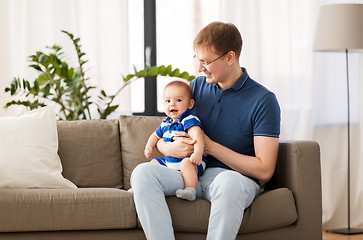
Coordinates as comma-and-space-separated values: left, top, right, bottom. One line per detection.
119, 115, 164, 190
57, 120, 123, 188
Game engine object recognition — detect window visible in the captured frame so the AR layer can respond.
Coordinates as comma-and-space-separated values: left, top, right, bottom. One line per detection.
129, 0, 220, 115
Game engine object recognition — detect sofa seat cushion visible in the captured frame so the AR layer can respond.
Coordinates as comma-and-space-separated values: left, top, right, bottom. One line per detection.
0, 188, 136, 232
166, 188, 297, 234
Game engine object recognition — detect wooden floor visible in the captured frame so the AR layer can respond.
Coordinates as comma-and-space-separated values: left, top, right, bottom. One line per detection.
323, 231, 363, 240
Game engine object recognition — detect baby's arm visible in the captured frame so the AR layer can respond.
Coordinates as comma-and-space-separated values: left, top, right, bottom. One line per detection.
144, 132, 161, 160
187, 125, 205, 165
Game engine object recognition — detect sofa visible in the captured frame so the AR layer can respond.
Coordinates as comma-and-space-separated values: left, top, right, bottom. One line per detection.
0, 114, 322, 240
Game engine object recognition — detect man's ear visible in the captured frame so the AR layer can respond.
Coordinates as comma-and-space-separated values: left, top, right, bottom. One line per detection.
227, 51, 236, 65
189, 99, 195, 109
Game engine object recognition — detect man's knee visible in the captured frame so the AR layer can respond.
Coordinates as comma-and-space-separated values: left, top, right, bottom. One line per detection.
212, 171, 253, 199
131, 162, 159, 188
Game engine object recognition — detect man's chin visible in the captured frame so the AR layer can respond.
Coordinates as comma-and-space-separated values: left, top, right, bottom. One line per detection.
205, 77, 215, 84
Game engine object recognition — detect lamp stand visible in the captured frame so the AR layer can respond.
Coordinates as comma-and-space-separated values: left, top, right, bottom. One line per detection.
327, 49, 363, 235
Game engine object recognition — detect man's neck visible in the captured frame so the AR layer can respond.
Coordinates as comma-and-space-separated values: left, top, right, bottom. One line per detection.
218, 66, 243, 90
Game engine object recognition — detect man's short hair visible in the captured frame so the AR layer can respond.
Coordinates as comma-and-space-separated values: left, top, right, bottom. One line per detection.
164, 80, 193, 99
193, 21, 242, 58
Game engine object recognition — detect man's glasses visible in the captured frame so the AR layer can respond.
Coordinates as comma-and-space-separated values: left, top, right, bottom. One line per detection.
193, 51, 229, 68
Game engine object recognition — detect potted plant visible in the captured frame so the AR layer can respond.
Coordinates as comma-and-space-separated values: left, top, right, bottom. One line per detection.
4, 30, 195, 120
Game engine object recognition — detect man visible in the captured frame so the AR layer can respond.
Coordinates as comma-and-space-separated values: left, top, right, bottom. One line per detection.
130, 21, 280, 240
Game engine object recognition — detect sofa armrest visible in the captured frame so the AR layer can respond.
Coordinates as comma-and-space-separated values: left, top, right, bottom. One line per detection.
266, 140, 322, 237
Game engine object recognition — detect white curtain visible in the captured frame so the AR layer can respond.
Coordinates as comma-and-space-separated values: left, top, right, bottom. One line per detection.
220, 0, 317, 140
220, 0, 363, 230
0, 0, 130, 118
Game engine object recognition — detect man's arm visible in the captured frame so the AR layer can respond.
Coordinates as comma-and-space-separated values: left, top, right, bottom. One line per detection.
204, 135, 279, 184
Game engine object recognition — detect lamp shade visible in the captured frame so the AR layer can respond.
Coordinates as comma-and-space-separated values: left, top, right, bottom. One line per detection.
313, 4, 363, 52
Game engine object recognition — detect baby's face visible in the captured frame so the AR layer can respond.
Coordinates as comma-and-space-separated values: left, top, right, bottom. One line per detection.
163, 85, 193, 120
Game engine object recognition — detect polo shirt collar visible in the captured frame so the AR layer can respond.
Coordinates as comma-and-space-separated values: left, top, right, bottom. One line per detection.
164, 109, 192, 124
231, 67, 249, 91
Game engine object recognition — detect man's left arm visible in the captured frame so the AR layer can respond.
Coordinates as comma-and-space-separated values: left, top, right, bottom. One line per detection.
204, 135, 279, 184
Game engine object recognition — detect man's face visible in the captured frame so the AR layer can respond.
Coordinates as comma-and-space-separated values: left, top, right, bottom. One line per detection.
194, 46, 228, 85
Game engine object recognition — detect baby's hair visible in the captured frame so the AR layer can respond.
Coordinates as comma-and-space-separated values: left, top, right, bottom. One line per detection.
164, 80, 193, 99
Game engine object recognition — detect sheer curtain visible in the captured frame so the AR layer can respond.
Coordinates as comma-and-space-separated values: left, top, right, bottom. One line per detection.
220, 0, 316, 140
0, 0, 130, 117
220, 0, 363, 230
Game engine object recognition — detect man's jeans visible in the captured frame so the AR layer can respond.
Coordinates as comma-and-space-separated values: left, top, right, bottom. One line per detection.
130, 162, 260, 240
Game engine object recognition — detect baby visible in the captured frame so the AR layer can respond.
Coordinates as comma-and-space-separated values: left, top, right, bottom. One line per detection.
144, 80, 206, 201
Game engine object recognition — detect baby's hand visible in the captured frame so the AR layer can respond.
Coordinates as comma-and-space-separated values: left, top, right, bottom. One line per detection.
190, 153, 202, 165
144, 146, 153, 160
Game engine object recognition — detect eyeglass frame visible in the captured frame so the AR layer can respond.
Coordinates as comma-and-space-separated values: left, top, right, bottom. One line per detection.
193, 51, 230, 68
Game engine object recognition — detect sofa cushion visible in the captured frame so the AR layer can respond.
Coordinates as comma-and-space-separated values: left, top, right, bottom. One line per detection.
119, 115, 165, 189
0, 188, 136, 232
57, 120, 123, 188
166, 188, 297, 234
0, 106, 76, 189
239, 188, 297, 233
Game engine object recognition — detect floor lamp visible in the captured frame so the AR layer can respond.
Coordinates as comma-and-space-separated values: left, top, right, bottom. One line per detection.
313, 4, 363, 235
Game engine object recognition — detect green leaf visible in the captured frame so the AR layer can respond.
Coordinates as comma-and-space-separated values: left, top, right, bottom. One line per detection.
10, 79, 18, 95
188, 75, 196, 81
180, 71, 190, 80
80, 60, 88, 66
133, 65, 138, 74
61, 30, 73, 39
136, 70, 147, 78
33, 80, 40, 93
100, 105, 119, 119
124, 74, 135, 82
36, 74, 48, 84
61, 61, 69, 70
165, 65, 173, 75
22, 79, 27, 89
29, 64, 42, 71
25, 80, 31, 91
148, 66, 159, 76
43, 83, 51, 97
158, 65, 167, 75
67, 68, 75, 79
4, 100, 46, 110
171, 68, 180, 77
38, 53, 48, 65
53, 45, 62, 53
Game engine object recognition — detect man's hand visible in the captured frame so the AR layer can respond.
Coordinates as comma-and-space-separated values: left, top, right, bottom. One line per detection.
156, 132, 195, 159
172, 132, 195, 144
202, 133, 212, 154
